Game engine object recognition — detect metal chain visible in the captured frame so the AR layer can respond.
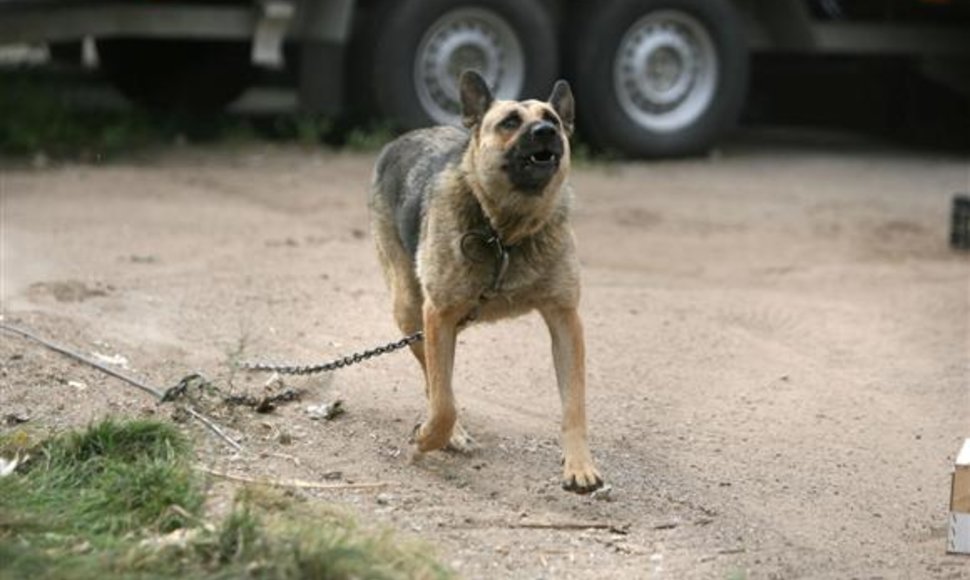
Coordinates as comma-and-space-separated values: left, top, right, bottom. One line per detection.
242, 330, 424, 375
244, 227, 509, 377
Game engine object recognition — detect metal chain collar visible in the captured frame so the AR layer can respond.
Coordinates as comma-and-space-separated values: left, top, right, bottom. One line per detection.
460, 227, 511, 295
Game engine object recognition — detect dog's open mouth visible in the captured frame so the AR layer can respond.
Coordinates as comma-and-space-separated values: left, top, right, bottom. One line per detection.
528, 150, 558, 167
505, 134, 565, 192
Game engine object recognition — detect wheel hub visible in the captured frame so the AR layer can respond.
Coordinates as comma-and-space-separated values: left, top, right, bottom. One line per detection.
614, 10, 717, 133
639, 32, 694, 105
426, 25, 501, 110
415, 8, 525, 125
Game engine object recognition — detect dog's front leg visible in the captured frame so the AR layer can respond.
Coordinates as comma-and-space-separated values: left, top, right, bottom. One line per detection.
542, 305, 604, 493
414, 302, 460, 452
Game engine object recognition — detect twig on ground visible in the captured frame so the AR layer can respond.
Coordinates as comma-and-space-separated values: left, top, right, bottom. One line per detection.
1, 322, 241, 452
511, 520, 627, 532
262, 452, 302, 466
196, 466, 395, 491
184, 407, 242, 451
462, 518, 630, 534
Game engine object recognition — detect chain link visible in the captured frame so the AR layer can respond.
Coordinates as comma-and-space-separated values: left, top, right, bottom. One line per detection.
242, 330, 424, 376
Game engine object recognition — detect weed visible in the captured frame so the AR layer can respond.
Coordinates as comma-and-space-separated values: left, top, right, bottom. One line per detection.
344, 125, 394, 152
0, 73, 159, 159
0, 69, 614, 165
1, 419, 201, 538
0, 419, 452, 580
569, 133, 623, 167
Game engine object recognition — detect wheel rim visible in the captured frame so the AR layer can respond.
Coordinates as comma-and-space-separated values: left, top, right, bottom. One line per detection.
613, 10, 718, 133
414, 7, 526, 125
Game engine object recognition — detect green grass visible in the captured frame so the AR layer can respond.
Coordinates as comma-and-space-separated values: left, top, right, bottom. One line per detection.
0, 419, 451, 580
0, 71, 361, 160
343, 122, 397, 152
0, 70, 621, 163
0, 420, 200, 537
0, 73, 163, 159
0, 72, 270, 160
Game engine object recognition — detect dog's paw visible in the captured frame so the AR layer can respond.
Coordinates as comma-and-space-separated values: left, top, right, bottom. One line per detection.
562, 459, 604, 494
444, 422, 477, 454
411, 419, 454, 452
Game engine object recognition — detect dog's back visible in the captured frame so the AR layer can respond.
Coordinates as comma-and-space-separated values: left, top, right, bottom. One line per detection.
371, 126, 469, 260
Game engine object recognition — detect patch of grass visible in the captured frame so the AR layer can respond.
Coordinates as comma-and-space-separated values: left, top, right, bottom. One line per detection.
569, 134, 623, 167
252, 113, 335, 147
199, 492, 450, 579
1, 419, 200, 538
344, 122, 397, 152
0, 69, 617, 165
0, 73, 160, 159
0, 71, 269, 160
0, 419, 452, 580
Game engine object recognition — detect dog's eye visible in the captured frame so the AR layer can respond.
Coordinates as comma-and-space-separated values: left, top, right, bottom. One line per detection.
498, 114, 521, 131
542, 111, 560, 127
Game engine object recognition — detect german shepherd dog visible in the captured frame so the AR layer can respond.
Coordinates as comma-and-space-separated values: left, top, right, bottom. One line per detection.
370, 71, 603, 493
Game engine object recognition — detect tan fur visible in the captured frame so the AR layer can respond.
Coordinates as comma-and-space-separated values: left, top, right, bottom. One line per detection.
370, 77, 602, 492
464, 101, 572, 246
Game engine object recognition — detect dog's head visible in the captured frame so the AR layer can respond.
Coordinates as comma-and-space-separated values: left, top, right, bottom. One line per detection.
460, 70, 574, 196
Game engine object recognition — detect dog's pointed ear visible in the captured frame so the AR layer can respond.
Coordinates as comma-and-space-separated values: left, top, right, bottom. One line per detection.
460, 70, 493, 129
548, 80, 575, 136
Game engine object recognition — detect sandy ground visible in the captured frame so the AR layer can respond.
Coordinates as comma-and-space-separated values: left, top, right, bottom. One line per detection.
2, 130, 969, 579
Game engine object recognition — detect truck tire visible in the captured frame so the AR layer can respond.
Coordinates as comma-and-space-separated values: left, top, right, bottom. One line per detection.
370, 0, 558, 128
574, 0, 748, 157
97, 38, 252, 113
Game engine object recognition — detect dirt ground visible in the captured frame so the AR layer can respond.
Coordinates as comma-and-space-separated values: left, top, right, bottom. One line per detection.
2, 130, 969, 579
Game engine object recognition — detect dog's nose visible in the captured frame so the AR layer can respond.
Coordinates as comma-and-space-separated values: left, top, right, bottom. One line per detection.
530, 121, 557, 141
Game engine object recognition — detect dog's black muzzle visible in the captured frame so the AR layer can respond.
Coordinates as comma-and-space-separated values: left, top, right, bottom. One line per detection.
504, 121, 564, 193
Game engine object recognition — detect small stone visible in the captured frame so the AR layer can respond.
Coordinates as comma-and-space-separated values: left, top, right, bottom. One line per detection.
590, 484, 614, 501
307, 400, 344, 420
3, 413, 29, 426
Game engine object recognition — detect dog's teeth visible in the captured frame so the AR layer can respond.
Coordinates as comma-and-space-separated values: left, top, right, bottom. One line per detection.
528, 153, 557, 165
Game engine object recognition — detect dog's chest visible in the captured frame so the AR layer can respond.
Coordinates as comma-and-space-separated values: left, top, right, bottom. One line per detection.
417, 177, 577, 311
421, 230, 568, 312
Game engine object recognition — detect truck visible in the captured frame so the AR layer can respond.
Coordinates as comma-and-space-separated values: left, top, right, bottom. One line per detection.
1, 0, 968, 156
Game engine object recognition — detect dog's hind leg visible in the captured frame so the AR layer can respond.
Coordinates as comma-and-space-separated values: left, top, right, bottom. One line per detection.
371, 204, 426, 368
541, 305, 604, 493
390, 273, 426, 372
